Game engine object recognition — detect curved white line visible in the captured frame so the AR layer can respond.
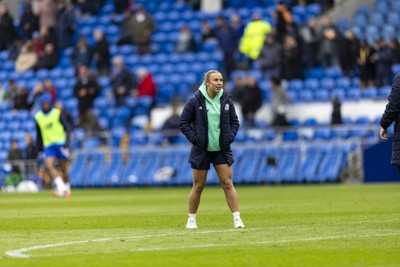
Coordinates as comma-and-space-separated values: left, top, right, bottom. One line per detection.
5, 228, 258, 258
5, 219, 400, 258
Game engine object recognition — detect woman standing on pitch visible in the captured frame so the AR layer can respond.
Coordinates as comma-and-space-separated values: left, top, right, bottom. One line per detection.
179, 70, 245, 229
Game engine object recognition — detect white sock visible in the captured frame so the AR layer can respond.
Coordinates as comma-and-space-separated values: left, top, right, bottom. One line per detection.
188, 213, 196, 220
65, 183, 71, 193
54, 176, 66, 191
232, 211, 241, 219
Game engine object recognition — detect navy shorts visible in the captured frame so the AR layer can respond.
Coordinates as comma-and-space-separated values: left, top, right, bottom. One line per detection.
43, 144, 69, 160
192, 151, 228, 170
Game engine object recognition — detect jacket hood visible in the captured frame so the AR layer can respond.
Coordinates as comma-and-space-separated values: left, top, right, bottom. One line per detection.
198, 82, 223, 103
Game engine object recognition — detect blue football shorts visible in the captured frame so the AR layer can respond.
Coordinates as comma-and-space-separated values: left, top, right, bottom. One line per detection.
43, 144, 70, 160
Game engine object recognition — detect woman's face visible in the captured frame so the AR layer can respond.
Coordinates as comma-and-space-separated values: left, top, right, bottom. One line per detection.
206, 72, 223, 94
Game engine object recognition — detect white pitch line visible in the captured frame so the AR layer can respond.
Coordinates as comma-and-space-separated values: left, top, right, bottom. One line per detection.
5, 228, 259, 258
132, 232, 400, 252
4, 218, 400, 259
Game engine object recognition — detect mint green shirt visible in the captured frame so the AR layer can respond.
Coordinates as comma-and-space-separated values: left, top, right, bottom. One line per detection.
199, 82, 223, 151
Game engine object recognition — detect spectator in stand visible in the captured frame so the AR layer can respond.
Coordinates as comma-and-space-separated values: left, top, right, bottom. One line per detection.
71, 36, 92, 71
76, 0, 100, 15
357, 40, 376, 88
280, 34, 303, 80
13, 86, 30, 111
44, 79, 57, 100
391, 39, 400, 64
7, 39, 24, 61
330, 95, 342, 125
375, 39, 394, 88
230, 14, 245, 38
239, 13, 272, 65
15, 41, 38, 72
161, 105, 181, 144
36, 0, 58, 39
215, 17, 238, 79
175, 26, 197, 54
200, 19, 216, 42
25, 133, 37, 160
8, 139, 24, 175
28, 80, 56, 111
33, 42, 59, 70
8, 80, 18, 104
110, 56, 137, 107
259, 35, 281, 79
0, 82, 8, 102
270, 76, 290, 122
230, 76, 245, 103
113, 9, 134, 46
114, 0, 130, 14
298, 18, 318, 69
31, 30, 45, 56
237, 76, 263, 128
73, 65, 101, 133
19, 4, 39, 40
271, 105, 290, 127
274, 1, 294, 44
137, 68, 157, 125
0, 4, 17, 51
92, 29, 111, 76
318, 16, 341, 68
129, 5, 155, 55
187, 0, 200, 11
24, 133, 37, 178
55, 0, 75, 49
338, 30, 359, 77
137, 68, 156, 99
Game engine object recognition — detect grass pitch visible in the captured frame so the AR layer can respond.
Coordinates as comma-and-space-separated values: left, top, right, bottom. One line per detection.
0, 184, 399, 267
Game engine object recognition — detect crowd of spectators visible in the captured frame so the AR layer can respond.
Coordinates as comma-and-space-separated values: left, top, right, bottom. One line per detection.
0, 0, 399, 138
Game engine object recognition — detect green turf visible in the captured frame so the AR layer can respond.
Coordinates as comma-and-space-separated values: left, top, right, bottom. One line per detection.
0, 184, 399, 267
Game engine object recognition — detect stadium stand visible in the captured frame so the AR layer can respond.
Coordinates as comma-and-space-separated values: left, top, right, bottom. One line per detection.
0, 0, 397, 187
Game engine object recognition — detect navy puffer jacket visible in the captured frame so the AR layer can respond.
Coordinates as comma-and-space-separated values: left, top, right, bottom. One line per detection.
179, 90, 240, 169
380, 73, 400, 165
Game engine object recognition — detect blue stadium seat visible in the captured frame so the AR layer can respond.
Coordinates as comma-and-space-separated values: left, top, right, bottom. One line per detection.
376, 1, 389, 14
387, 12, 400, 25
288, 79, 303, 91
314, 89, 330, 102
321, 77, 335, 90
379, 86, 391, 98
354, 116, 370, 124
304, 78, 319, 90
298, 90, 313, 102
369, 12, 385, 27
346, 88, 361, 100
361, 87, 378, 99
336, 77, 351, 89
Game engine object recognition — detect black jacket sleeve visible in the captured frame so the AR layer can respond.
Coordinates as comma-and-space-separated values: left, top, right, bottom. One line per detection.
229, 98, 240, 141
380, 74, 400, 129
179, 98, 197, 145
35, 122, 44, 153
60, 111, 72, 148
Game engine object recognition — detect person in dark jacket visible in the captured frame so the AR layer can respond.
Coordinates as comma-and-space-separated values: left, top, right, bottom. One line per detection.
215, 17, 238, 79
110, 56, 137, 106
179, 70, 245, 229
380, 73, 400, 173
19, 4, 39, 40
375, 39, 393, 88
92, 29, 111, 76
0, 4, 17, 50
237, 75, 263, 128
73, 65, 101, 132
55, 1, 75, 49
